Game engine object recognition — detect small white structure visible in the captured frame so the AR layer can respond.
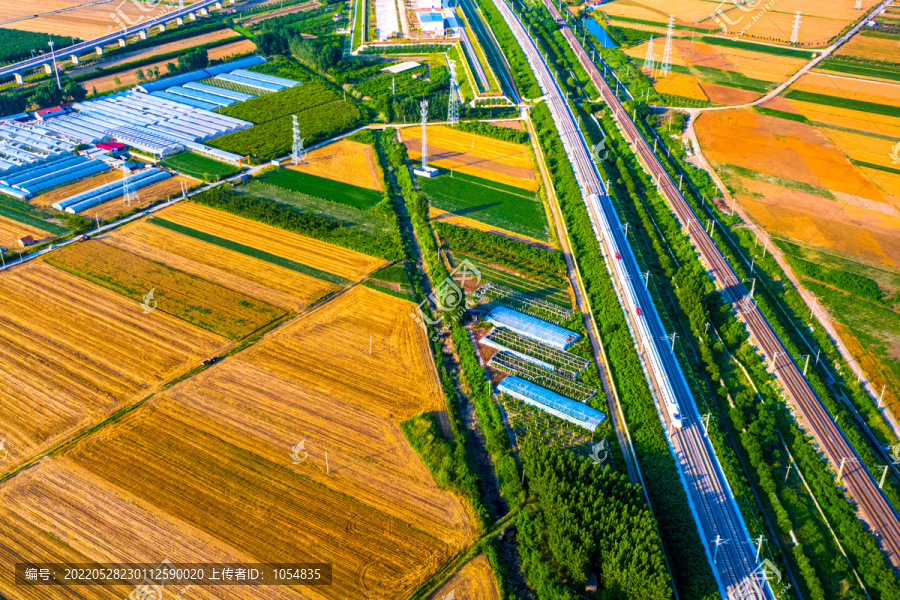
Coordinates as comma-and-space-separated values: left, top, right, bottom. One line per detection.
418, 10, 446, 36
416, 0, 446, 8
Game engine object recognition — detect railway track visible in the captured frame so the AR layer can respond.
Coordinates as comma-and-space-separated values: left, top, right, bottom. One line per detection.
491, 0, 773, 596
544, 0, 900, 572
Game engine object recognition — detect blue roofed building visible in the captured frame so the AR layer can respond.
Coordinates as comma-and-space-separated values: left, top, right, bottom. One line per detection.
486, 306, 581, 350
497, 376, 605, 431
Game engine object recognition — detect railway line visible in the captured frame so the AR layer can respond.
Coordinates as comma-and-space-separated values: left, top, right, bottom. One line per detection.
542, 0, 900, 572
490, 0, 773, 597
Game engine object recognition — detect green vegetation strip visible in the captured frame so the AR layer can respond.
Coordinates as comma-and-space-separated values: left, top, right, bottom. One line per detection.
699, 36, 815, 59
605, 15, 710, 33
816, 59, 900, 82
849, 159, 900, 177
784, 89, 900, 117
261, 169, 383, 210
752, 106, 812, 124
149, 217, 350, 284
0, 199, 68, 235
669, 63, 772, 92
160, 152, 242, 182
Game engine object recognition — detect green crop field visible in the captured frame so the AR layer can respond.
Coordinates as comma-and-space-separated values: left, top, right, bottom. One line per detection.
160, 152, 242, 181
816, 59, 900, 82
217, 81, 339, 124
447, 251, 570, 307
784, 89, 900, 118
419, 171, 549, 240
260, 169, 382, 210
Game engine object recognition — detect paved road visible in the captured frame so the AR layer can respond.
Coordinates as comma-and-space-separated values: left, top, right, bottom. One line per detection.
0, 0, 222, 79
494, 0, 772, 597
553, 0, 900, 572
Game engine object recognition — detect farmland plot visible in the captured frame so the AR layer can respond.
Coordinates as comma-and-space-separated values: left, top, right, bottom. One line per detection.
102, 220, 338, 311
31, 170, 122, 207
285, 139, 383, 191
0, 261, 227, 474
45, 241, 286, 339
0, 215, 50, 249
401, 125, 537, 191
157, 202, 386, 280
4, 1, 181, 38
428, 555, 500, 600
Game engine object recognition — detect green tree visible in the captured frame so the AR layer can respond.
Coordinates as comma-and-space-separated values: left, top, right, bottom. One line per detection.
135, 68, 145, 82
64, 214, 92, 233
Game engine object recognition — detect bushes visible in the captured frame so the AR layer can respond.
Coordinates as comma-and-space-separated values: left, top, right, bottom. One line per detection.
0, 28, 75, 65
471, 0, 541, 98
455, 121, 529, 144
435, 221, 565, 277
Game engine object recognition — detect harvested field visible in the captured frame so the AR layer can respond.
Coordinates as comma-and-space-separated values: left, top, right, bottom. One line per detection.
82, 39, 256, 93
429, 207, 551, 247
285, 139, 382, 191
655, 72, 708, 100
75, 28, 238, 74
401, 125, 537, 191
699, 82, 759, 104
243, 286, 445, 420
836, 33, 900, 61
5, 1, 185, 38
736, 12, 862, 44
157, 202, 386, 280
45, 241, 286, 339
792, 72, 900, 106
102, 219, 339, 311
31, 170, 122, 207
84, 175, 198, 220
695, 109, 890, 203
0, 260, 227, 474
428, 555, 500, 600
817, 127, 900, 170
0, 215, 51, 249
0, 0, 102, 24
780, 98, 900, 138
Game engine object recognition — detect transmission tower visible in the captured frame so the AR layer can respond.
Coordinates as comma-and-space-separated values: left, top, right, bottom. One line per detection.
790, 11, 802, 44
643, 36, 656, 77
291, 115, 305, 165
420, 100, 429, 169
447, 61, 459, 126
122, 168, 138, 206
660, 15, 674, 78
854, 0, 861, 9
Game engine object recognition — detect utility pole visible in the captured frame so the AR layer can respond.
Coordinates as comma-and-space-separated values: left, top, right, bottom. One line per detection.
668, 332, 678, 351
701, 413, 711, 437
815, 348, 821, 366
749, 278, 756, 298
771, 351, 782, 370
730, 195, 736, 216
754, 535, 765, 561
623, 222, 629, 237
837, 457, 847, 483
803, 354, 810, 376
325, 451, 329, 474
881, 465, 890, 489
712, 536, 728, 565
762, 236, 769, 259
785, 459, 793, 482
879, 384, 886, 407
48, 41, 61, 90
643, 271, 650, 287
809, 296, 817, 319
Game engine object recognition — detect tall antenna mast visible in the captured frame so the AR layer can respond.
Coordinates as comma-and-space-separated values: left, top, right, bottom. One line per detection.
643, 36, 656, 77
447, 61, 459, 126
790, 11, 802, 44
660, 16, 674, 78
292, 115, 305, 165
413, 100, 438, 177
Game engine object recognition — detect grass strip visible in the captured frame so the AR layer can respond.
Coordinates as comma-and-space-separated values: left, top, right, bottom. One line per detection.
817, 59, 900, 82
699, 36, 815, 58
784, 89, 900, 117
149, 217, 350, 284
849, 159, 900, 176
0, 203, 67, 235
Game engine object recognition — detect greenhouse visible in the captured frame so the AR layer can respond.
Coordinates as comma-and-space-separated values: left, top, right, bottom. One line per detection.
487, 306, 581, 350
497, 376, 605, 432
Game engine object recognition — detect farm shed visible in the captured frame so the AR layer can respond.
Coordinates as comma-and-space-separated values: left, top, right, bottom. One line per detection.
487, 306, 581, 350
497, 375, 605, 431
17, 235, 35, 247
382, 60, 421, 74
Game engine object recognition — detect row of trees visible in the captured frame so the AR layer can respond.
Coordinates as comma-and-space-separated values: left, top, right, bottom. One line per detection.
0, 77, 87, 118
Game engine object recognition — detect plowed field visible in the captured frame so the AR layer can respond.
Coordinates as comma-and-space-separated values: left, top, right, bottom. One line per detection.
0, 260, 227, 475
428, 555, 500, 600
156, 202, 386, 280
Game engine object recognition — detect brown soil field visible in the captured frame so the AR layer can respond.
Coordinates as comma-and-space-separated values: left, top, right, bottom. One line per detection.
31, 170, 122, 207
401, 126, 537, 190
285, 139, 382, 191
836, 33, 900, 61
725, 173, 900, 267
428, 555, 500, 600
792, 72, 900, 106
103, 219, 338, 310
655, 72, 709, 100
157, 202, 386, 280
5, 1, 191, 38
695, 109, 891, 204
0, 215, 51, 249
780, 99, 900, 139
859, 165, 900, 199
626, 38, 806, 82
700, 82, 760, 104
429, 206, 552, 247
76, 28, 238, 74
83, 39, 256, 93
0, 260, 228, 475
83, 175, 199, 220
0, 0, 102, 24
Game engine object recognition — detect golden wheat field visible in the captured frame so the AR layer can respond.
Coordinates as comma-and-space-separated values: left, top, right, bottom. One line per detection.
401, 125, 537, 190
836, 33, 900, 61
0, 285, 472, 600
46, 241, 286, 339
428, 555, 500, 600
0, 215, 51, 249
84, 175, 199, 220
792, 72, 900, 106
0, 260, 228, 475
157, 202, 386, 280
655, 72, 709, 100
102, 220, 338, 311
286, 139, 382, 191
5, 2, 207, 38
781, 99, 900, 139
0, 0, 98, 23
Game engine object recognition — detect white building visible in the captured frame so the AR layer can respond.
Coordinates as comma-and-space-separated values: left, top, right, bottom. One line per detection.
416, 0, 446, 9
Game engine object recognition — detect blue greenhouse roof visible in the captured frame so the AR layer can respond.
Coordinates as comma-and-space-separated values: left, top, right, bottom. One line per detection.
487, 306, 580, 350
497, 376, 605, 432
